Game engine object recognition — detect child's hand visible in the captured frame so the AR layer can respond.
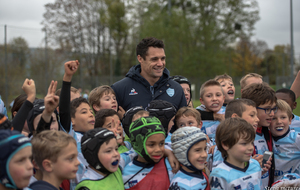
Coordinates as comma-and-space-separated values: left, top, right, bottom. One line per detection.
44, 80, 59, 115
208, 145, 216, 154
262, 158, 272, 175
252, 154, 263, 166
22, 78, 36, 103
213, 113, 225, 121
63, 60, 80, 82
118, 106, 125, 119
164, 149, 180, 174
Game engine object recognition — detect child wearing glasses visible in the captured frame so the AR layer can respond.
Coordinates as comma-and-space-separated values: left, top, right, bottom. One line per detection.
241, 82, 277, 188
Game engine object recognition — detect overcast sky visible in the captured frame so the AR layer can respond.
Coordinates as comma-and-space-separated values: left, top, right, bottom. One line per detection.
0, 0, 299, 57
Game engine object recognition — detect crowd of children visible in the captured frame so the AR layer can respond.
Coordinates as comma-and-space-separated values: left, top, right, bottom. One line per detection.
1, 49, 300, 189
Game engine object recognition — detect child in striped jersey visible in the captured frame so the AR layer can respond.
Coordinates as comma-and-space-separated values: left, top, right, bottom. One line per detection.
169, 127, 210, 190
269, 100, 300, 181
209, 99, 271, 188
197, 80, 225, 139
122, 116, 177, 190
210, 118, 264, 190
276, 88, 300, 130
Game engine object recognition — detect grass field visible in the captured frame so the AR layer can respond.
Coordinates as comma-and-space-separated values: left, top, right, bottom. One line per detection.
192, 99, 300, 116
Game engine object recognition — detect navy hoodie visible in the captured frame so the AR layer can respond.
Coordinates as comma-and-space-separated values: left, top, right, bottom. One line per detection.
111, 64, 187, 111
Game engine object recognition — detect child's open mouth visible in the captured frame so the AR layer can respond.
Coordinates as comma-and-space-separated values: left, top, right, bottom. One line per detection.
227, 90, 234, 95
112, 160, 119, 166
275, 127, 284, 131
116, 133, 122, 139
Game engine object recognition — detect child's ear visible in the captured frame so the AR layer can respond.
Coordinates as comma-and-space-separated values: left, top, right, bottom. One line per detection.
198, 121, 203, 128
42, 159, 53, 172
293, 101, 297, 110
221, 142, 229, 151
12, 111, 17, 117
231, 113, 239, 118
289, 116, 293, 125
71, 117, 76, 126
199, 97, 204, 105
92, 104, 100, 112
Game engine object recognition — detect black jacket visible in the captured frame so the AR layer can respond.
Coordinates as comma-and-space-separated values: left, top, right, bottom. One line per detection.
111, 64, 187, 111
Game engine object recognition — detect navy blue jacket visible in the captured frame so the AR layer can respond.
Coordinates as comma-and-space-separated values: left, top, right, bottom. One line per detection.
111, 64, 187, 111
29, 180, 64, 190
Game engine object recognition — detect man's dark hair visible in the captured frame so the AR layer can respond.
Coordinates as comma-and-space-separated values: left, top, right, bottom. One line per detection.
70, 97, 90, 118
94, 109, 119, 129
136, 37, 164, 60
276, 88, 296, 103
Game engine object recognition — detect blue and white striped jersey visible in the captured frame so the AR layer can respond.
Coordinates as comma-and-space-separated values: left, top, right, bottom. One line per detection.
169, 168, 208, 190
291, 114, 300, 130
253, 132, 269, 188
209, 159, 262, 190
273, 128, 300, 181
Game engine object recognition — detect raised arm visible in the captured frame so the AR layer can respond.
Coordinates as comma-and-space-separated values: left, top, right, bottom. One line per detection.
59, 60, 79, 132
12, 79, 36, 132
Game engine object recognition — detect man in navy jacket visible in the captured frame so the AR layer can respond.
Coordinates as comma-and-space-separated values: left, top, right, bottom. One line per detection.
111, 37, 187, 111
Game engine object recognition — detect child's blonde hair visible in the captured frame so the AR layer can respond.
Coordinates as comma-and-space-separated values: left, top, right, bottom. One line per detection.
214, 73, 233, 83
31, 130, 76, 171
174, 107, 201, 130
199, 79, 223, 99
276, 99, 293, 118
240, 73, 262, 90
88, 85, 116, 113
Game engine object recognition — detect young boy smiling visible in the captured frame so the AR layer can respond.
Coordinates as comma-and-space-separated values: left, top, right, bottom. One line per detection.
241, 82, 277, 186
269, 99, 300, 181
170, 127, 210, 189
210, 118, 263, 190
197, 79, 225, 139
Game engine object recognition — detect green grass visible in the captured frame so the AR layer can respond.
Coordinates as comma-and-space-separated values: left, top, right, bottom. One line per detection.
192, 99, 300, 116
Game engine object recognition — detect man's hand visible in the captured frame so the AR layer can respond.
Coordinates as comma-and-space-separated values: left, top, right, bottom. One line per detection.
63, 60, 80, 82
22, 78, 36, 103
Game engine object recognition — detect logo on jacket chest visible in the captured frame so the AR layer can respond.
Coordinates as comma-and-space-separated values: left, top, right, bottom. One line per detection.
129, 88, 138, 95
166, 88, 174, 97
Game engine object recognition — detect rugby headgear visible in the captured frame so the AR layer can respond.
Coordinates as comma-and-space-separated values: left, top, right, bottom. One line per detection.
146, 100, 176, 133
0, 130, 31, 189
129, 116, 165, 163
171, 126, 207, 172
81, 128, 116, 174
122, 106, 144, 137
